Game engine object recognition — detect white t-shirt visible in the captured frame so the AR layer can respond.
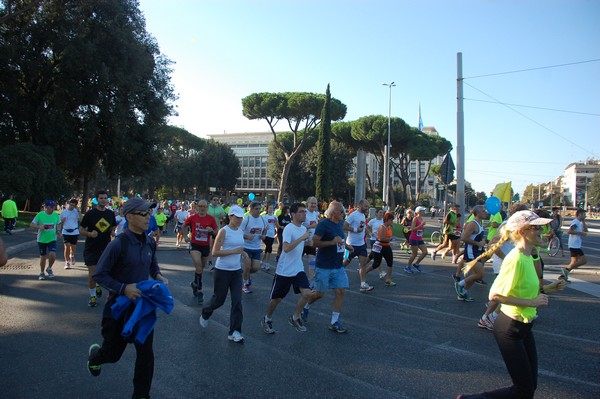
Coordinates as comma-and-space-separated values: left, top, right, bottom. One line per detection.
215, 226, 244, 271
60, 208, 80, 235
262, 214, 277, 238
303, 209, 320, 240
242, 215, 266, 250
345, 210, 367, 246
568, 218, 583, 249
175, 210, 188, 224
277, 223, 307, 277
368, 218, 384, 241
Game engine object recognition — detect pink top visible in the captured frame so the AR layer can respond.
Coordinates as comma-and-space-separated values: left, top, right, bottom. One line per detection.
409, 216, 425, 241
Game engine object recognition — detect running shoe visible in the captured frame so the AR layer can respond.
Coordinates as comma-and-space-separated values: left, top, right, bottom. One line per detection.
227, 330, 244, 343
477, 316, 494, 330
261, 318, 275, 334
288, 315, 307, 332
301, 308, 309, 323
458, 292, 474, 302
261, 262, 271, 271
360, 283, 374, 292
385, 280, 397, 286
199, 315, 209, 328
45, 267, 54, 278
38, 273, 46, 281
560, 267, 570, 282
70, 257, 76, 267
475, 279, 487, 285
191, 281, 199, 297
87, 344, 102, 377
95, 285, 102, 298
379, 271, 386, 280
431, 252, 437, 261
454, 279, 463, 297
88, 296, 97, 307
328, 321, 347, 334
197, 291, 204, 305
242, 284, 252, 294
64, 261, 71, 270
413, 264, 422, 273
403, 266, 414, 274
452, 273, 460, 282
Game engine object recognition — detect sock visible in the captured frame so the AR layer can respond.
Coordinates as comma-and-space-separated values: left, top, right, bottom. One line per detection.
89, 288, 96, 297
195, 273, 202, 288
264, 315, 271, 322
459, 280, 465, 287
331, 312, 340, 324
304, 303, 310, 310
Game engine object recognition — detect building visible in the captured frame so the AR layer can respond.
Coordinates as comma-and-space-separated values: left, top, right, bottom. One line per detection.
208, 132, 279, 201
562, 160, 600, 206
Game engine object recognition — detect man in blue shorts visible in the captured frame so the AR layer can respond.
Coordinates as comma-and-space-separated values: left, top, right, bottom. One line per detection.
261, 202, 314, 334
302, 201, 353, 333
30, 200, 62, 280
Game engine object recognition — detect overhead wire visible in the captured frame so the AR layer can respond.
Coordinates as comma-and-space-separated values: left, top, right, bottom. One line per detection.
463, 58, 600, 80
463, 98, 600, 117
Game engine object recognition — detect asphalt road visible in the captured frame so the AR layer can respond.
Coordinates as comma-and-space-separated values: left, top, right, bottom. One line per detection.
0, 224, 598, 399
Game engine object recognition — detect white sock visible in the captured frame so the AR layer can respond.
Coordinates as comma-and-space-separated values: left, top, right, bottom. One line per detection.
89, 288, 96, 297
459, 280, 465, 287
304, 303, 310, 310
331, 312, 340, 324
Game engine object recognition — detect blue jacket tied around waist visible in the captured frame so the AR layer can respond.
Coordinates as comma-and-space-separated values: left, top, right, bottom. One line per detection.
111, 280, 174, 344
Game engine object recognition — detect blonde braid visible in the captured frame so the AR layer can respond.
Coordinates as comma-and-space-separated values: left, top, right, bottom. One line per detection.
463, 228, 512, 275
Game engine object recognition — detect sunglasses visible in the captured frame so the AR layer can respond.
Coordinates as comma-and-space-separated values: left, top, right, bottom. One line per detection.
198, 205, 207, 208
524, 225, 542, 231
130, 211, 151, 217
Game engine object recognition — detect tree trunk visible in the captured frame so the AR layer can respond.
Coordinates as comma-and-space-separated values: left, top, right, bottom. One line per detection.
82, 174, 89, 213
277, 156, 293, 204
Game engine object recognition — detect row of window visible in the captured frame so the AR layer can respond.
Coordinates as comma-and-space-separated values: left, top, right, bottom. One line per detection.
236, 178, 277, 189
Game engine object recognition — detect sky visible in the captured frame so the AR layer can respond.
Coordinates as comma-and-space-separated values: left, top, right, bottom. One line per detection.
138, 0, 600, 197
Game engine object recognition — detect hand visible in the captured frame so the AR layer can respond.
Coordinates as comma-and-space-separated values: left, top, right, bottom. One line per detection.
552, 280, 567, 292
301, 231, 311, 241
333, 236, 343, 245
531, 293, 549, 307
89, 230, 98, 238
124, 283, 141, 300
306, 239, 313, 247
155, 274, 168, 285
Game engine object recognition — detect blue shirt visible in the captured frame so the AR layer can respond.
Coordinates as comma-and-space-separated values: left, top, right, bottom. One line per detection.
314, 218, 346, 269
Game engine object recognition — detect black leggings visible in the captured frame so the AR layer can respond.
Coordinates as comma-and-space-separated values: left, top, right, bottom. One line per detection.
372, 245, 393, 268
464, 312, 537, 399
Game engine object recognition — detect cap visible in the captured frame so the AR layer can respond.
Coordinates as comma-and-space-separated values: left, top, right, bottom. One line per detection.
43, 200, 56, 207
228, 205, 245, 218
505, 210, 552, 232
415, 206, 427, 212
122, 198, 156, 216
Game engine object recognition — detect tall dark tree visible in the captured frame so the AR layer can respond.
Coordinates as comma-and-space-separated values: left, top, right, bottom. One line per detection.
316, 84, 332, 201
0, 0, 176, 208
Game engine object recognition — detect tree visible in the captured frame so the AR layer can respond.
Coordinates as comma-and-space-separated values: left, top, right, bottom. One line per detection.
316, 84, 332, 201
0, 0, 176, 209
242, 92, 347, 203
587, 171, 600, 207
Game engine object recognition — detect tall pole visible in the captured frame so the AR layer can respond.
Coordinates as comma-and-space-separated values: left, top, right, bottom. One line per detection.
456, 53, 465, 211
382, 82, 395, 207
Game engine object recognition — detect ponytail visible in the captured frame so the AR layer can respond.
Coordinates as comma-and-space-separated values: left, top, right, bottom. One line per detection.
463, 228, 511, 275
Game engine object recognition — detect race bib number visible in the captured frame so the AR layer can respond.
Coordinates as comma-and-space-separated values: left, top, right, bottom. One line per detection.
43, 224, 55, 230
336, 242, 345, 253
250, 227, 262, 235
195, 225, 209, 242
416, 230, 423, 237
372, 242, 382, 253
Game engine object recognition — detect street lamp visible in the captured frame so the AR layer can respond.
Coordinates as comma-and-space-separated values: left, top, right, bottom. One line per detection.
382, 82, 395, 208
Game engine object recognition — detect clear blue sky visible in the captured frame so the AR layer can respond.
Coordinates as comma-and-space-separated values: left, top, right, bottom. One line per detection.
138, 0, 600, 197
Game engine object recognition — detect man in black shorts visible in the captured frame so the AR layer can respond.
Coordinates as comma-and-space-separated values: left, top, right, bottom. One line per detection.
80, 190, 117, 307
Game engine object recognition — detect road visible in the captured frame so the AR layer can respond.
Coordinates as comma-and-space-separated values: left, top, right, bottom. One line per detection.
0, 224, 598, 399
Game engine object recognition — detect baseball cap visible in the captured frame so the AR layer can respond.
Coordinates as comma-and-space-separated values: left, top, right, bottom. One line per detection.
43, 200, 56, 207
505, 210, 552, 232
122, 198, 156, 216
415, 206, 427, 212
228, 205, 245, 218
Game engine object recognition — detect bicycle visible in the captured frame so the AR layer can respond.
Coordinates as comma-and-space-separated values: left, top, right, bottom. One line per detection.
430, 229, 442, 246
545, 234, 561, 257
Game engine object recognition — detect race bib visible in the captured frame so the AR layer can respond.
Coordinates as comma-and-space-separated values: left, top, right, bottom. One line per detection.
195, 225, 209, 243
336, 242, 345, 253
416, 230, 423, 237
372, 242, 382, 253
43, 224, 55, 230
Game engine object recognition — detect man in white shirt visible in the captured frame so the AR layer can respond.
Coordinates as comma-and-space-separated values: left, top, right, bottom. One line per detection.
261, 203, 313, 334
561, 208, 588, 282
342, 199, 374, 292
60, 198, 80, 269
241, 202, 267, 293
302, 196, 320, 284
174, 204, 188, 248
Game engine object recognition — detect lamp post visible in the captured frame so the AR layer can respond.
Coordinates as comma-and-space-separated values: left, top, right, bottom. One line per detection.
382, 82, 395, 207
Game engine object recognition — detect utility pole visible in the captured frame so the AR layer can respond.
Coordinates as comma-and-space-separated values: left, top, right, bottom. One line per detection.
456, 53, 465, 211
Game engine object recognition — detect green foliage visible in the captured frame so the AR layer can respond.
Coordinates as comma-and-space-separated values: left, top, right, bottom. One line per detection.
316, 84, 332, 201
0, 143, 68, 206
587, 172, 600, 207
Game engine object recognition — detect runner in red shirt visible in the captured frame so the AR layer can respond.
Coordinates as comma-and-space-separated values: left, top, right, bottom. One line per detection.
183, 200, 218, 304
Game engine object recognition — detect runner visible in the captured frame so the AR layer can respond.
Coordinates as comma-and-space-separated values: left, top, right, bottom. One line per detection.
183, 200, 218, 305
241, 201, 267, 293
261, 202, 314, 334
30, 200, 61, 280
368, 212, 397, 286
60, 198, 80, 269
453, 205, 487, 301
80, 190, 117, 307
153, 206, 167, 245
365, 209, 387, 280
431, 204, 460, 262
276, 205, 291, 262
302, 196, 320, 284
174, 203, 188, 248
199, 205, 246, 343
406, 206, 428, 273
1, 194, 18, 235
560, 208, 588, 282
260, 204, 279, 271
342, 199, 374, 292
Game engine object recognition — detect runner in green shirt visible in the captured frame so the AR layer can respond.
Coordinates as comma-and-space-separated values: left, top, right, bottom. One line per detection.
30, 200, 62, 280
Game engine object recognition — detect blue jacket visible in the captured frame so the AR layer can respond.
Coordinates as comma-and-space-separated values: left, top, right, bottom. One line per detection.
111, 280, 174, 344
